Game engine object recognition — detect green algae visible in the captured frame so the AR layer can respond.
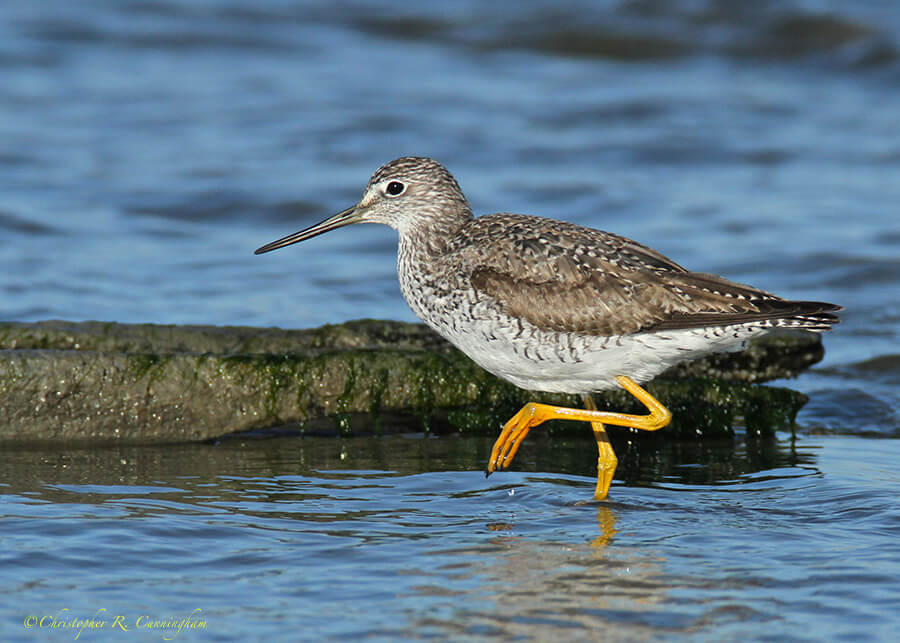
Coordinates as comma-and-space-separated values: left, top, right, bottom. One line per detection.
127, 353, 171, 385
218, 352, 309, 423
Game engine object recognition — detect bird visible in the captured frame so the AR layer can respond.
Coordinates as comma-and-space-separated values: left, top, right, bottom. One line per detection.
255, 157, 840, 501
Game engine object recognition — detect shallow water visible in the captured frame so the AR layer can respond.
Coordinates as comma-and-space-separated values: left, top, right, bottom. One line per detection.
3, 434, 899, 641
2, 0, 899, 640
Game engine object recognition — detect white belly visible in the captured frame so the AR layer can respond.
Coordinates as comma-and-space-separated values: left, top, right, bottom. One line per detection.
425, 302, 766, 393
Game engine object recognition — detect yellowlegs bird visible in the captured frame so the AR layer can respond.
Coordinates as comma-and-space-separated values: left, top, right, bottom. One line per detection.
255, 157, 840, 500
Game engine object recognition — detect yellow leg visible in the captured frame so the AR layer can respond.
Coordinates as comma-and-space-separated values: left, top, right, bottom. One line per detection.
485, 376, 671, 499
583, 394, 617, 501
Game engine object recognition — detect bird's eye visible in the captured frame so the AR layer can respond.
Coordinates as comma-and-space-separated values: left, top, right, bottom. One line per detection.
385, 181, 406, 196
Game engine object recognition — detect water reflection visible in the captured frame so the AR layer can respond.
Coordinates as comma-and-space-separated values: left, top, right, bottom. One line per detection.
592, 505, 619, 548
425, 504, 675, 640
0, 430, 822, 499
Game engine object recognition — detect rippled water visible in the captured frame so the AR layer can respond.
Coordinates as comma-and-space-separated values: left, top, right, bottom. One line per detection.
3, 434, 899, 641
2, 0, 899, 640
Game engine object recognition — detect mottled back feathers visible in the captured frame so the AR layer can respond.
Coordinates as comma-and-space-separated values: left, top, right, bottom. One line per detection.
455, 213, 840, 337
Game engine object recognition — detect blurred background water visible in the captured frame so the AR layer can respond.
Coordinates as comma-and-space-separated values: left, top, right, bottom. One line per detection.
1, 1, 899, 641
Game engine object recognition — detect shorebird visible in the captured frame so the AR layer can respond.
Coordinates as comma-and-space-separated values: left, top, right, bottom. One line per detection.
255, 157, 840, 500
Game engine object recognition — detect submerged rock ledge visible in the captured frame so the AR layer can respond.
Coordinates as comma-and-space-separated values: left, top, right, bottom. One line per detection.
0, 319, 825, 444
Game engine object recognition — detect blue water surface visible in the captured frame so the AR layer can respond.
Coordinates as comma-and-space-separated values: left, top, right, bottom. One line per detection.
2, 434, 899, 641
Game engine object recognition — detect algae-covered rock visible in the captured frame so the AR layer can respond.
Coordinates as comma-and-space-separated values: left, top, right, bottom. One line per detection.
0, 320, 821, 444
0, 319, 445, 354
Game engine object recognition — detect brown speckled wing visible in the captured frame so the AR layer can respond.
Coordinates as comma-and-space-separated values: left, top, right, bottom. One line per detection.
462, 214, 840, 336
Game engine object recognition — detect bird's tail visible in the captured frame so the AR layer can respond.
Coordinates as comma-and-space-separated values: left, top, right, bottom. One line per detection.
767, 301, 842, 332
765, 299, 843, 333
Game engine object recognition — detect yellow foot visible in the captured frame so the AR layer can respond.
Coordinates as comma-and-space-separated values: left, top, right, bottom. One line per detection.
485, 401, 547, 476
485, 376, 672, 501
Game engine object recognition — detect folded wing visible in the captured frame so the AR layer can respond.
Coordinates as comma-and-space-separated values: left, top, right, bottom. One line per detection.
461, 214, 840, 336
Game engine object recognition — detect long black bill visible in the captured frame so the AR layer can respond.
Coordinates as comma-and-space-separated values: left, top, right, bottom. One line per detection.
254, 206, 360, 255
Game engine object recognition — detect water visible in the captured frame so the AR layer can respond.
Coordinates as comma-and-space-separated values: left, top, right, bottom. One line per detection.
1, 0, 899, 640
2, 434, 898, 641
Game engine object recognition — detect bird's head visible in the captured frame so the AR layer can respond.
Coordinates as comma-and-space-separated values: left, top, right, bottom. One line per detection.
255, 157, 471, 255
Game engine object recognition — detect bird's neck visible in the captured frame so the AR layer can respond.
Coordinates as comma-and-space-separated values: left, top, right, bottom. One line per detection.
398, 207, 473, 259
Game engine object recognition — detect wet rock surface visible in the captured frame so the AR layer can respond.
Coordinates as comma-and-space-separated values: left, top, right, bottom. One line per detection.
0, 320, 824, 444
